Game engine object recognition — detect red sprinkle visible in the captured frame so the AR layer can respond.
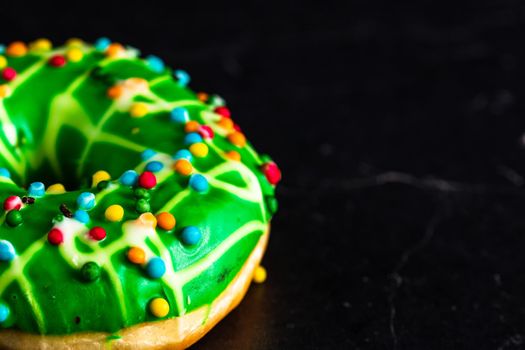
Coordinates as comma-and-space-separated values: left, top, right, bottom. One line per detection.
214, 106, 231, 118
88, 226, 106, 241
262, 162, 282, 185
138, 171, 157, 189
3, 196, 22, 211
48, 228, 64, 245
2, 67, 16, 81
48, 55, 66, 67
233, 123, 242, 132
198, 125, 214, 139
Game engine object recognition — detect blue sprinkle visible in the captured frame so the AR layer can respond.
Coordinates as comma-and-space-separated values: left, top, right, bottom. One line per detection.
0, 303, 9, 322
146, 55, 165, 73
120, 170, 138, 186
146, 161, 164, 172
173, 149, 192, 161
146, 257, 166, 279
141, 149, 157, 160
74, 210, 90, 224
94, 37, 111, 51
0, 240, 15, 261
0, 45, 5, 54
184, 133, 202, 145
170, 107, 189, 124
189, 174, 209, 193
28, 182, 45, 197
77, 192, 96, 210
181, 226, 202, 246
174, 69, 190, 87
0, 168, 10, 178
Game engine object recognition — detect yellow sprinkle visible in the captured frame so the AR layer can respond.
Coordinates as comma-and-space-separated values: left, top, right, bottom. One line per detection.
189, 143, 209, 158
105, 205, 124, 222
149, 298, 169, 318
66, 38, 84, 47
46, 183, 66, 194
0, 56, 7, 69
29, 38, 52, 51
138, 212, 157, 228
92, 170, 111, 187
253, 266, 267, 283
66, 48, 84, 62
130, 103, 149, 118
0, 85, 12, 99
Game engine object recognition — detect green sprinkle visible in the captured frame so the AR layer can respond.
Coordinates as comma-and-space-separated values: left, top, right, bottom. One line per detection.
5, 210, 22, 227
81, 262, 101, 282
134, 188, 150, 200
135, 198, 150, 213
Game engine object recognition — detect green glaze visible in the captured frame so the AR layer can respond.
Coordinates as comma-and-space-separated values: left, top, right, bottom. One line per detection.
0, 41, 277, 335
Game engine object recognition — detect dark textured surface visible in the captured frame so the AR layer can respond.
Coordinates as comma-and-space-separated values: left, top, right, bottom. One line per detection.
3, 1, 525, 348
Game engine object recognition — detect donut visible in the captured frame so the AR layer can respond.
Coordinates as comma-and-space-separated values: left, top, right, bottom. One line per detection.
0, 38, 280, 349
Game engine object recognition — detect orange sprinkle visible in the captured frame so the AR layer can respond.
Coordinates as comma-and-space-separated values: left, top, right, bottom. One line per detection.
227, 132, 247, 147
173, 159, 193, 176
0, 85, 12, 99
106, 43, 125, 58
217, 117, 234, 130
138, 212, 157, 228
127, 247, 146, 264
184, 121, 200, 133
107, 85, 123, 99
156, 212, 176, 231
225, 150, 241, 161
196, 92, 208, 102
6, 42, 27, 57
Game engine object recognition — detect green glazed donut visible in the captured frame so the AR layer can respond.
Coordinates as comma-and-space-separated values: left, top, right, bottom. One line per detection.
0, 38, 280, 349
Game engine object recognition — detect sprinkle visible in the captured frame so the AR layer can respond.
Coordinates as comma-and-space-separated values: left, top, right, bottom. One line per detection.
88, 226, 106, 241
0, 168, 10, 178
6, 42, 27, 57
184, 132, 202, 145
146, 257, 166, 279
130, 102, 149, 118
0, 56, 6, 69
127, 247, 146, 264
30, 38, 52, 51
189, 174, 209, 193
0, 303, 10, 322
138, 171, 157, 189
170, 107, 189, 123
0, 240, 15, 261
59, 203, 73, 218
77, 192, 95, 210
138, 212, 157, 228
92, 170, 111, 188
253, 266, 267, 283
136, 199, 151, 213
53, 214, 64, 223
196, 92, 208, 102
174, 69, 190, 87
134, 188, 151, 200
0, 45, 4, 54
173, 159, 192, 176
47, 183, 66, 194
3, 196, 22, 211
66, 38, 84, 47
181, 226, 202, 246
28, 182, 45, 197
156, 212, 176, 231
81, 262, 101, 282
105, 205, 124, 222
48, 228, 64, 245
120, 170, 139, 186
233, 123, 242, 132
146, 55, 165, 73
105, 43, 125, 58
48, 55, 66, 67
74, 210, 90, 223
145, 161, 164, 172
214, 106, 231, 118
94, 37, 111, 51
173, 149, 192, 161
2, 67, 16, 81
198, 125, 214, 139
5, 210, 22, 227
262, 162, 282, 185
209, 94, 225, 107
0, 85, 11, 99
189, 143, 208, 158
184, 121, 200, 133
106, 85, 123, 99
66, 48, 84, 62
227, 132, 247, 147
217, 117, 234, 130
225, 150, 241, 161
149, 298, 170, 318
141, 149, 157, 160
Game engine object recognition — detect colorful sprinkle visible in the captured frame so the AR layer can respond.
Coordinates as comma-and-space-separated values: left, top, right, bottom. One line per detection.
149, 298, 170, 318
134, 188, 151, 200
145, 161, 164, 172
66, 48, 84, 62
141, 149, 157, 160
28, 182, 45, 197
136, 199, 151, 214
209, 94, 225, 107
170, 107, 189, 123
181, 226, 202, 246
146, 55, 165, 73
217, 117, 234, 130
66, 38, 84, 47
92, 170, 111, 187
198, 125, 214, 139
94, 37, 111, 51
3, 196, 22, 211
227, 132, 246, 147
74, 210, 90, 223
2, 67, 17, 81
138, 171, 157, 189
106, 85, 123, 99
225, 150, 241, 161
173, 159, 193, 176
184, 121, 200, 133
48, 55, 66, 67
0, 303, 10, 322
120, 170, 139, 186
6, 42, 27, 57
174, 69, 190, 86
262, 162, 282, 185
127, 247, 146, 264
173, 149, 192, 161
88, 226, 106, 241
184, 132, 202, 145
106, 43, 125, 58
5, 210, 22, 227
189, 174, 209, 192
0, 240, 15, 261
253, 266, 267, 283
30, 38, 52, 51
214, 106, 231, 118
47, 183, 66, 194
48, 228, 64, 245
156, 212, 176, 231
138, 212, 157, 228
0, 45, 4, 54
0, 56, 6, 70
0, 168, 10, 178
105, 205, 124, 222
77, 192, 96, 210
146, 257, 166, 279
130, 102, 149, 118
0, 85, 11, 99
81, 262, 101, 282
189, 143, 209, 158
196, 92, 208, 102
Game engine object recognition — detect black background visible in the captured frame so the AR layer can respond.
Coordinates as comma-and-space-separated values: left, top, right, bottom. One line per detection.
2, 1, 525, 349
